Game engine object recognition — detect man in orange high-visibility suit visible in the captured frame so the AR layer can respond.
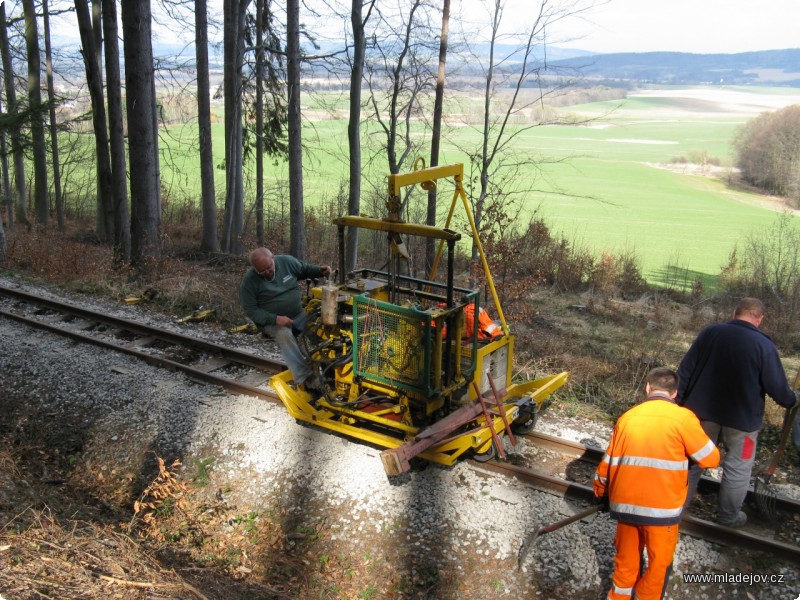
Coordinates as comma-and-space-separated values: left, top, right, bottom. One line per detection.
594, 367, 720, 600
463, 304, 503, 341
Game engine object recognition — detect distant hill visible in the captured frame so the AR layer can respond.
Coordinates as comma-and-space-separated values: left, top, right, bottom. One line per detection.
548, 48, 800, 86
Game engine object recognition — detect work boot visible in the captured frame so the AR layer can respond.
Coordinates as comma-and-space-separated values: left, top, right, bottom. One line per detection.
301, 373, 326, 396
716, 510, 747, 528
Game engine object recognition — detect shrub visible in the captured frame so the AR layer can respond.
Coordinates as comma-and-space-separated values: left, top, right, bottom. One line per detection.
719, 212, 800, 348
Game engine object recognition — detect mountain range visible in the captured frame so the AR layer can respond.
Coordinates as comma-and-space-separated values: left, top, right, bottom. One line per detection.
108, 42, 800, 88
547, 48, 800, 86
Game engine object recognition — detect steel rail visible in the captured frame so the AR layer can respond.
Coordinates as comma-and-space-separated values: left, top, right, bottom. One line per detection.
0, 286, 283, 401
523, 430, 800, 515
0, 284, 285, 371
474, 456, 800, 564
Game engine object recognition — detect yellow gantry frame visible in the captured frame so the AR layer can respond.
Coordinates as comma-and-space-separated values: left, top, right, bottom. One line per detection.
390, 160, 509, 335
336, 161, 508, 330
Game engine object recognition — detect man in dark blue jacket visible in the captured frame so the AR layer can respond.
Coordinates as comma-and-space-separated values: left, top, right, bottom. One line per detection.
678, 297, 797, 527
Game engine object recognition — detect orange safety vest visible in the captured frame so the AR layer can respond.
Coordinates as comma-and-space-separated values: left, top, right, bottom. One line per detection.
594, 394, 719, 525
464, 304, 503, 340
437, 304, 503, 340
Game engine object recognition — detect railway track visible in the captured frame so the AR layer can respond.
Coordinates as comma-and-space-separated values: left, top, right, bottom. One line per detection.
0, 284, 283, 401
3, 283, 799, 564
476, 431, 800, 563
522, 430, 800, 515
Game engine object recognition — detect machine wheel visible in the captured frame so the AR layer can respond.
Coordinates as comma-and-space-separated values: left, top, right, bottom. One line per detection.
511, 404, 537, 435
472, 440, 497, 462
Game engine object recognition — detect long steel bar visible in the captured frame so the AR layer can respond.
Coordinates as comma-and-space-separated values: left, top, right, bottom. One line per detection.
522, 430, 800, 514
474, 460, 800, 564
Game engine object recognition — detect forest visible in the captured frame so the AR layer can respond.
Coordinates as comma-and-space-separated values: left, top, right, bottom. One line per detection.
0, 0, 798, 290
0, 0, 605, 271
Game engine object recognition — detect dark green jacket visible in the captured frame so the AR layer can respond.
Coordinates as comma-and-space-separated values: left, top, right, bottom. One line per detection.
239, 255, 325, 326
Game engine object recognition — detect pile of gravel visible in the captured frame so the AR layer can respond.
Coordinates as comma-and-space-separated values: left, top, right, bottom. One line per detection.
2, 274, 799, 599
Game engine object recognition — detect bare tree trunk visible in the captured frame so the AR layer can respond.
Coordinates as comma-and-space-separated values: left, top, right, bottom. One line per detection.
75, 0, 114, 241
0, 132, 5, 251
221, 0, 249, 255
1, 2, 29, 227
92, 0, 106, 235
0, 86, 6, 249
0, 47, 6, 251
102, 0, 131, 261
23, 0, 49, 225
426, 0, 450, 272
42, 0, 64, 231
287, 0, 305, 259
0, 196, 5, 255
0, 88, 14, 231
345, 0, 375, 272
195, 0, 219, 253
122, 0, 161, 267
366, 0, 428, 178
255, 0, 264, 246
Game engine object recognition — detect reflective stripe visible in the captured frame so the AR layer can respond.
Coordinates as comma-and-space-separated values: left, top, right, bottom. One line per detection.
612, 583, 634, 596
611, 501, 683, 520
594, 473, 607, 484
691, 439, 717, 463
608, 455, 687, 471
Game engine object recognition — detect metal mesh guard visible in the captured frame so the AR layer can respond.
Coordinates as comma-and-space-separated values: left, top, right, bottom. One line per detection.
354, 296, 430, 392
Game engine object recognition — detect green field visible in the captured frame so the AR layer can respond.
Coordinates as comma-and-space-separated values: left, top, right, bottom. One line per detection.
159, 85, 800, 285
512, 86, 800, 284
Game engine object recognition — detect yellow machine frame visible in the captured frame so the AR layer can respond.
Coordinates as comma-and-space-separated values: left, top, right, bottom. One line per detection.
270, 161, 568, 475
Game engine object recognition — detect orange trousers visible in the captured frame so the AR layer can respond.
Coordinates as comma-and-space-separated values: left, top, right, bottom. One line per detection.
607, 521, 679, 600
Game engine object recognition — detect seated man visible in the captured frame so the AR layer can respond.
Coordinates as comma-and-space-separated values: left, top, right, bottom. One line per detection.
239, 247, 331, 393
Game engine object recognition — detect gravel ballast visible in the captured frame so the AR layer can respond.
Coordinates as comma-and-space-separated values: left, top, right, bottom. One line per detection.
2, 275, 799, 599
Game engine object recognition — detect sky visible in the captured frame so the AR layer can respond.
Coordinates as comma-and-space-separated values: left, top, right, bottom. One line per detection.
47, 0, 800, 57
547, 0, 800, 54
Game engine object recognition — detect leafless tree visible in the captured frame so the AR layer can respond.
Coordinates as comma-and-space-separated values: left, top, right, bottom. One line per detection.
459, 0, 591, 259
735, 105, 800, 204
286, 0, 305, 258
42, 0, 64, 230
425, 0, 450, 271
122, 0, 162, 267
75, 0, 114, 239
0, 2, 28, 227
343, 0, 376, 272
22, 0, 49, 224
102, 0, 131, 261
0, 82, 5, 250
195, 0, 219, 253
0, 92, 11, 232
254, 0, 265, 246
365, 0, 437, 176
221, 0, 251, 255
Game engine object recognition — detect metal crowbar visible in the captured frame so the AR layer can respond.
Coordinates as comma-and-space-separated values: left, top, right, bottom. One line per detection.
753, 402, 799, 521
517, 502, 604, 570
753, 365, 800, 521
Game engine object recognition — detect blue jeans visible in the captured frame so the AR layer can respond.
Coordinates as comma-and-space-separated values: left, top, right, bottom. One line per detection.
263, 310, 312, 385
685, 420, 758, 523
